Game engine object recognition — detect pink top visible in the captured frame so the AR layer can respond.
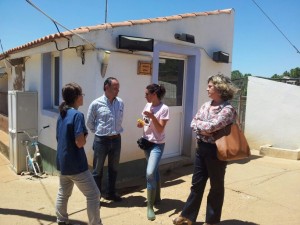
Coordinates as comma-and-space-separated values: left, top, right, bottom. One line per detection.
142, 102, 170, 144
191, 100, 237, 144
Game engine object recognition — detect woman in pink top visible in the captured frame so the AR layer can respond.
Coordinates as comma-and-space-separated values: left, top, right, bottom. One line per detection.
137, 83, 170, 221
172, 74, 238, 225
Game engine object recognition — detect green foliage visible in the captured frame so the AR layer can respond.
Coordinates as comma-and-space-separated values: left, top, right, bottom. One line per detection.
232, 67, 300, 80
290, 67, 300, 78
231, 67, 300, 91
270, 67, 300, 78
230, 70, 248, 97
231, 70, 243, 79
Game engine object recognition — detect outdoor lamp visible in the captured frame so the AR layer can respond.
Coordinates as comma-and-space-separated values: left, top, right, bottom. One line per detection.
101, 50, 111, 78
76, 46, 85, 65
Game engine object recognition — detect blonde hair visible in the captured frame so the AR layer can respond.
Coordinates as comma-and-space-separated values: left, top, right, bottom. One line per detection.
208, 74, 238, 101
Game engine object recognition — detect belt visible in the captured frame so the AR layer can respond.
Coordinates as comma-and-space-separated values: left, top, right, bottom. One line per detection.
96, 134, 120, 139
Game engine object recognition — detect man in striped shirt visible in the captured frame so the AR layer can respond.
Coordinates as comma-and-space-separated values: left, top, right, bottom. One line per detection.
87, 77, 124, 202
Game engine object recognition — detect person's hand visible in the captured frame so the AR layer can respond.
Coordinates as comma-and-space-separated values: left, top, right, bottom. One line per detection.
143, 111, 154, 119
200, 131, 213, 136
137, 119, 144, 128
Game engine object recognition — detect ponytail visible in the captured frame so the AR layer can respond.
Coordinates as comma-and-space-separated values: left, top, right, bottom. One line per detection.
59, 101, 68, 119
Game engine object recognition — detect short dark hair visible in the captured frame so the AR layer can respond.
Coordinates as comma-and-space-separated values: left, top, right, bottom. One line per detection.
146, 83, 166, 100
103, 77, 118, 91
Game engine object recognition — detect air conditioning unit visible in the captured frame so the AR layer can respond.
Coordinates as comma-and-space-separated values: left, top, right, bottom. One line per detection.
116, 35, 154, 52
213, 51, 229, 63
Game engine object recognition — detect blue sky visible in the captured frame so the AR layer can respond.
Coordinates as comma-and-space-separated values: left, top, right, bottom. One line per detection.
1, 0, 299, 77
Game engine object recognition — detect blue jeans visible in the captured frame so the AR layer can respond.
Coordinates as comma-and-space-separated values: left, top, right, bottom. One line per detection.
144, 143, 165, 190
56, 170, 102, 225
181, 141, 227, 224
92, 135, 121, 196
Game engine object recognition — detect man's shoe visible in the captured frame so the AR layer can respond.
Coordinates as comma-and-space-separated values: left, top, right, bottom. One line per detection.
105, 194, 122, 202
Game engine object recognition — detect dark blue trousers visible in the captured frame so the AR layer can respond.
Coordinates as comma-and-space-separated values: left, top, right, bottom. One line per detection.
92, 135, 121, 196
181, 141, 227, 224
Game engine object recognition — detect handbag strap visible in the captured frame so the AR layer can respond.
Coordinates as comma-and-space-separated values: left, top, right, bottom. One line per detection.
234, 114, 244, 131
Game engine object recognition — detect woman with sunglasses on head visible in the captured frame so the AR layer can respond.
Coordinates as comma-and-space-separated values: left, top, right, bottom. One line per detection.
137, 83, 170, 221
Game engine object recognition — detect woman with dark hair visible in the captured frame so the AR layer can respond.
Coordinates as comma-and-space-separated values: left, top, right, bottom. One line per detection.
172, 74, 238, 225
137, 83, 170, 221
56, 83, 103, 225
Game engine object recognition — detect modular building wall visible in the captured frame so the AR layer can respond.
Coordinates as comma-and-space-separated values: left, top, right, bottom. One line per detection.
4, 10, 235, 181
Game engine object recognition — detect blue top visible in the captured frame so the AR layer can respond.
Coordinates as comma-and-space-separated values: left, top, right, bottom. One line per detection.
86, 95, 124, 136
56, 108, 88, 175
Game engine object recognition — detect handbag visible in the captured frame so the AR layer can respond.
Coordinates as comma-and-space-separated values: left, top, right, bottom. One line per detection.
213, 120, 250, 161
137, 137, 154, 150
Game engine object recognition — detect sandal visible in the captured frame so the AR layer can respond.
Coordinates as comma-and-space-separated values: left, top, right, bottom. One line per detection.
172, 216, 192, 225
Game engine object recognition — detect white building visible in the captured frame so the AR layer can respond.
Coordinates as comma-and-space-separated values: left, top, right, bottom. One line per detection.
0, 9, 235, 182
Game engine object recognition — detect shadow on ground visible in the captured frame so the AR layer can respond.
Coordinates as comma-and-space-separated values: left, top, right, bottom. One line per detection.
228, 153, 262, 165
0, 153, 261, 224
219, 220, 259, 225
101, 163, 193, 209
0, 208, 87, 225
102, 154, 261, 212
192, 220, 258, 225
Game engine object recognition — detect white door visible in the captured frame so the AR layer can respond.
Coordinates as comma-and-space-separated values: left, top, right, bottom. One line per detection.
158, 55, 186, 158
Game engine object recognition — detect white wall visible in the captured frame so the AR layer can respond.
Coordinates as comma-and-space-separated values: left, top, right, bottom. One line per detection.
245, 76, 300, 150
61, 49, 155, 163
5, 10, 235, 165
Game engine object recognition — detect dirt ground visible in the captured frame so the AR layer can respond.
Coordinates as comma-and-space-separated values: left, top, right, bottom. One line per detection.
1, 149, 300, 225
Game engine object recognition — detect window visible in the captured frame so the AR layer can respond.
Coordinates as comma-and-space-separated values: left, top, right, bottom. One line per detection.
53, 55, 60, 108
42, 52, 61, 111
158, 57, 185, 106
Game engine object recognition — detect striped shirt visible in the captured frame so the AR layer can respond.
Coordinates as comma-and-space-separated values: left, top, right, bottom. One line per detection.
86, 95, 124, 136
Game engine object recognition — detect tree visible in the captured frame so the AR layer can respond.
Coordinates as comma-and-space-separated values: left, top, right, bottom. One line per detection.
231, 70, 243, 79
282, 71, 290, 77
271, 74, 282, 79
230, 70, 249, 97
290, 67, 300, 78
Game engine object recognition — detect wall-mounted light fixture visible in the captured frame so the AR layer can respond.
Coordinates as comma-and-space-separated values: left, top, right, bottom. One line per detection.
213, 51, 229, 63
76, 46, 85, 65
101, 50, 111, 78
174, 33, 195, 43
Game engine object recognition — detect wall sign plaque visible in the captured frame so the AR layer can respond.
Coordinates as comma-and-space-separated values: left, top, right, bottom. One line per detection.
137, 61, 152, 75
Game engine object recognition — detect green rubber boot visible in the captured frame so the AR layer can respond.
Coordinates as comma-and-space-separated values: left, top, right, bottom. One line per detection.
154, 180, 161, 205
147, 189, 156, 221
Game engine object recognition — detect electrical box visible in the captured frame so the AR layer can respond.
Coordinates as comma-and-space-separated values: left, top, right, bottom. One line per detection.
213, 51, 229, 63
8, 91, 38, 174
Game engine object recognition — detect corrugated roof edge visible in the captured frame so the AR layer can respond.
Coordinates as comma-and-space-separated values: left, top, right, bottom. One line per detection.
0, 8, 233, 60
